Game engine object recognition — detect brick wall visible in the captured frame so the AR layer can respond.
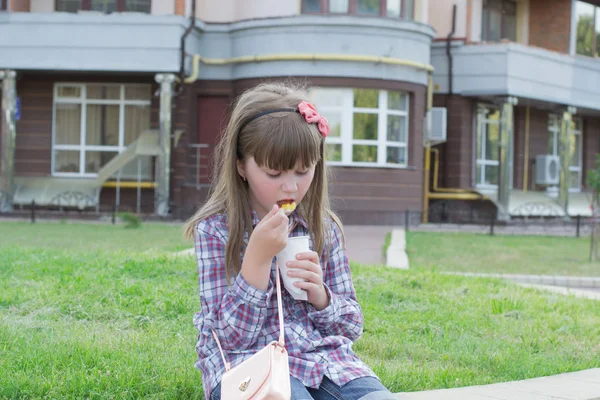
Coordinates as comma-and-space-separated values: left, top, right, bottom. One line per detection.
528, 0, 571, 53
10, 0, 30, 11
433, 95, 474, 189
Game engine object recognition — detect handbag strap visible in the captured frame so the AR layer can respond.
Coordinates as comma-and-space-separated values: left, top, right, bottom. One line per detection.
212, 262, 285, 372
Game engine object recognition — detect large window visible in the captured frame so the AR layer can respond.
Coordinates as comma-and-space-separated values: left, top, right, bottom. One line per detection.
0, 0, 7, 11
482, 0, 517, 42
56, 0, 151, 13
302, 0, 415, 20
310, 88, 410, 167
52, 83, 152, 179
475, 106, 501, 188
575, 1, 600, 57
548, 114, 583, 191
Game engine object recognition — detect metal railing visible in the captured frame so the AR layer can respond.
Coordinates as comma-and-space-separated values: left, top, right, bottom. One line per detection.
185, 143, 212, 188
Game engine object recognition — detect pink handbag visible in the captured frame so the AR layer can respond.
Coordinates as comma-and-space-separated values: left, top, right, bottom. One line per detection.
212, 264, 291, 400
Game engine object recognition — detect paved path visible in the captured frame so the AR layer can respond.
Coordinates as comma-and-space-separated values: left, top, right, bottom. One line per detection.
393, 368, 600, 399
344, 225, 391, 266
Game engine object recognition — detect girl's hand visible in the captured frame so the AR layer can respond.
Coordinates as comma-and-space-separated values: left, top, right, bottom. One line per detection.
286, 251, 329, 310
246, 205, 289, 266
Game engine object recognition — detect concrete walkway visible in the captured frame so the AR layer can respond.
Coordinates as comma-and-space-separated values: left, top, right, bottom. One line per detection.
394, 368, 600, 400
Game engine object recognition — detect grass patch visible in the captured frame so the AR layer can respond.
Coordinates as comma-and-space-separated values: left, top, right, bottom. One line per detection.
2, 240, 600, 397
408, 231, 600, 276
0, 221, 190, 253
352, 263, 600, 392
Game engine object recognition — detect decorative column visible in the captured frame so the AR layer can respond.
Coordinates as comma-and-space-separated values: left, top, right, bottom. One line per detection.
497, 96, 518, 221
558, 106, 576, 215
0, 70, 17, 212
154, 73, 176, 216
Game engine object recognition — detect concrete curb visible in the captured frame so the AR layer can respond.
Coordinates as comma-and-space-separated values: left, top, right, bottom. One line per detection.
393, 368, 600, 400
386, 229, 409, 269
517, 283, 600, 300
442, 272, 600, 289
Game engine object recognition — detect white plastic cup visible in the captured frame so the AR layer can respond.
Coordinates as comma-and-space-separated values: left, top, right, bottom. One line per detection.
276, 236, 309, 301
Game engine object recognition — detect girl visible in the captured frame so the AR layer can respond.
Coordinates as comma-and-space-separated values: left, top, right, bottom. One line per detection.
184, 82, 395, 400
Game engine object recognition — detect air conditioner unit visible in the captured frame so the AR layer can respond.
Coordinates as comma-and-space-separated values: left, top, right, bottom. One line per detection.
536, 155, 560, 185
426, 107, 447, 142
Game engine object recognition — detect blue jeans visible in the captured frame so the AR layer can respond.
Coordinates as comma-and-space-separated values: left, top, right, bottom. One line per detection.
210, 376, 395, 400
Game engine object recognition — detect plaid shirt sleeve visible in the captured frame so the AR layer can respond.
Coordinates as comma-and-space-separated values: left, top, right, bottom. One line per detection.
307, 220, 363, 341
194, 218, 274, 352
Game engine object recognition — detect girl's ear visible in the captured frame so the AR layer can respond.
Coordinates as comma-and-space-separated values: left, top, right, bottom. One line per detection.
236, 159, 246, 181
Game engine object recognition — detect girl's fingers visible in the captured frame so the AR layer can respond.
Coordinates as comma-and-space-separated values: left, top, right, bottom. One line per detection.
287, 263, 321, 283
287, 260, 321, 273
295, 251, 320, 264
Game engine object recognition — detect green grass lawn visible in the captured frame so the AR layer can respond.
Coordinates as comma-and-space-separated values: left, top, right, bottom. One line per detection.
1, 221, 600, 398
408, 231, 600, 276
0, 221, 190, 253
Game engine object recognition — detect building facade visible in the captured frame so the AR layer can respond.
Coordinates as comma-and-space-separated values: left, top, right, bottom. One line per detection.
1, 0, 598, 224
0, 0, 434, 224
428, 0, 600, 221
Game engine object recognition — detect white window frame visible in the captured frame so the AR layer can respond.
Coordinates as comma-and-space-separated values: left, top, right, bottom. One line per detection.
548, 113, 583, 192
312, 88, 410, 168
52, 83, 151, 178
475, 105, 500, 190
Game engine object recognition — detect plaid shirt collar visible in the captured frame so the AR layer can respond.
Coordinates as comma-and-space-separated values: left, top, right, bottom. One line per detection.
250, 208, 309, 230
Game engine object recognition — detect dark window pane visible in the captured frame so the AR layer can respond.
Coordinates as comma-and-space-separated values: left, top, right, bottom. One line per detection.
326, 144, 342, 162
387, 0, 400, 17
353, 113, 378, 140
596, 6, 600, 57
302, 0, 321, 13
485, 165, 499, 185
357, 0, 380, 15
352, 145, 377, 162
55, 104, 82, 145
85, 151, 119, 174
485, 121, 499, 160
86, 105, 120, 146
330, 0, 349, 13
55, 150, 81, 173
353, 89, 378, 108
126, 0, 150, 12
387, 115, 407, 142
87, 85, 120, 100
388, 91, 407, 111
0, 0, 7, 11
576, 1, 595, 56
91, 0, 117, 12
57, 0, 82, 12
386, 147, 406, 165
403, 0, 414, 20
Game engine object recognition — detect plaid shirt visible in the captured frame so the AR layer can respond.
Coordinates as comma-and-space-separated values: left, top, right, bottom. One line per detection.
192, 210, 376, 399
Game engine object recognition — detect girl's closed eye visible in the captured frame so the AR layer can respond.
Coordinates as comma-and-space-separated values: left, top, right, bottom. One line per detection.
296, 170, 309, 176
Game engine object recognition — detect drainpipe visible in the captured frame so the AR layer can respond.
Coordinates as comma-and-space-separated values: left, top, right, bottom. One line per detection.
0, 70, 17, 212
558, 107, 576, 216
178, 0, 197, 90
446, 4, 456, 95
154, 73, 176, 216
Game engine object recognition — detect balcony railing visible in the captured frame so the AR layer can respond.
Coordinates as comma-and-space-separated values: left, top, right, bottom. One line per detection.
185, 143, 212, 188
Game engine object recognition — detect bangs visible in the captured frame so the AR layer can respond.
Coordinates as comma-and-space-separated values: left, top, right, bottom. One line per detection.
248, 112, 322, 171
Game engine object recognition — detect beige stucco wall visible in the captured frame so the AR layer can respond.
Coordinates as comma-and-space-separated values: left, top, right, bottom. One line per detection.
429, 0, 468, 39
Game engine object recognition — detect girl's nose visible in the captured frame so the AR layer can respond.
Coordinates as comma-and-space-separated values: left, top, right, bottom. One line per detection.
281, 176, 298, 193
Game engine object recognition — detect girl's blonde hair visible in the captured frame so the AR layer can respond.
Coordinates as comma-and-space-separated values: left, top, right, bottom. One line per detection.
183, 81, 343, 282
